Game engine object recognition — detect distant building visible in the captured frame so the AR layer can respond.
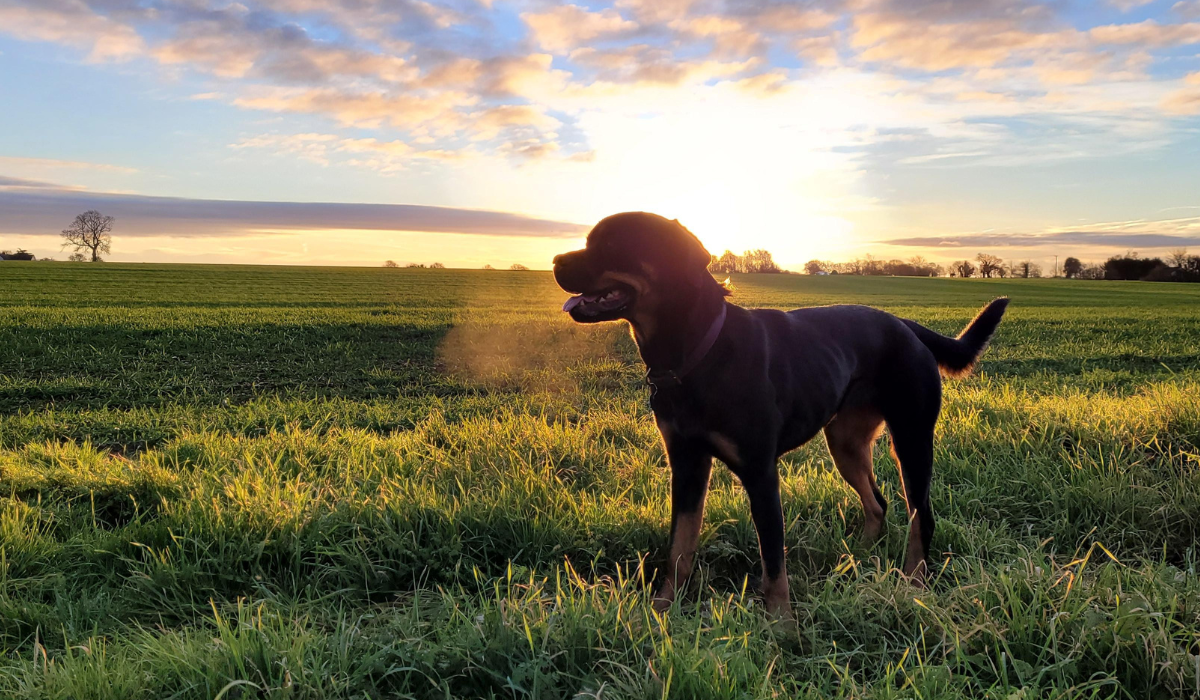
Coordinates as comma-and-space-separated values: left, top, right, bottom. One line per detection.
0, 249, 36, 261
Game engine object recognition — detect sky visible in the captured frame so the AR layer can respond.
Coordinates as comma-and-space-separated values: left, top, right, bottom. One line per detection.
2, 0, 1200, 270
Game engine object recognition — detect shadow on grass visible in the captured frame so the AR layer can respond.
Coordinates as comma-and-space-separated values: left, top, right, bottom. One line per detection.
0, 321, 456, 413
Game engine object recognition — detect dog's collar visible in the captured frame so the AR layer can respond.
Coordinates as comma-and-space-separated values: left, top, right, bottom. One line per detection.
645, 303, 727, 389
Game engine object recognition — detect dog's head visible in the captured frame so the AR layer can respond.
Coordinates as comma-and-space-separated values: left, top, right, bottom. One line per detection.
553, 212, 720, 325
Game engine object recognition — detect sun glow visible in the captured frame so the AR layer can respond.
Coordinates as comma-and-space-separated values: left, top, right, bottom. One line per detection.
452, 73, 905, 268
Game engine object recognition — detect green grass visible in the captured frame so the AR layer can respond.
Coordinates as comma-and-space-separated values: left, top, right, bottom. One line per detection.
1, 263, 1198, 699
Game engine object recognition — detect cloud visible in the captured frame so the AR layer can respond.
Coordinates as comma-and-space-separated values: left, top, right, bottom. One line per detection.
0, 156, 137, 173
233, 131, 467, 171
850, 11, 1066, 72
1110, 0, 1155, 10
1163, 71, 1200, 113
1088, 20, 1200, 47
669, 6, 836, 59
567, 44, 732, 85
615, 0, 697, 25
850, 3, 1200, 82
473, 104, 558, 135
0, 184, 588, 239
0, 0, 144, 61
1176, 1, 1200, 20
0, 175, 74, 189
522, 4, 636, 53
233, 87, 474, 130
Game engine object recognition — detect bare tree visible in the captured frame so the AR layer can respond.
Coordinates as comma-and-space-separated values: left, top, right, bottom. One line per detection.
804, 259, 825, 275
61, 210, 114, 262
953, 260, 976, 278
509, 263, 529, 271
383, 260, 399, 268
1169, 248, 1189, 268
976, 253, 1003, 278
1016, 260, 1042, 278
709, 250, 739, 274
741, 249, 781, 273
482, 264, 495, 270
430, 262, 446, 269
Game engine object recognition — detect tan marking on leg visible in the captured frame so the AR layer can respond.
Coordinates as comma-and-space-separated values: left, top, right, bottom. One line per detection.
903, 512, 928, 587
653, 510, 704, 611
761, 565, 792, 618
824, 409, 886, 541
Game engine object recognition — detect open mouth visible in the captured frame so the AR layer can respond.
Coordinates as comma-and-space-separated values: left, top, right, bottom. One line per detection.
562, 285, 633, 317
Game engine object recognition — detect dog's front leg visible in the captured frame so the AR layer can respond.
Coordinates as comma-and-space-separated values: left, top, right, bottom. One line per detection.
653, 441, 712, 612
740, 460, 792, 618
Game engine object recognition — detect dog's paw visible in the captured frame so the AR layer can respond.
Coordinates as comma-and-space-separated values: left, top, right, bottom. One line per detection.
771, 609, 799, 636
651, 585, 676, 613
903, 560, 929, 589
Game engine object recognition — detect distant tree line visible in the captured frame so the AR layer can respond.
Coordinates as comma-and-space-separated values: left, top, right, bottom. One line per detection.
803, 255, 942, 277
773, 253, 1046, 278
384, 261, 532, 270
709, 249, 782, 274
1072, 250, 1200, 282
383, 261, 446, 268
0, 249, 37, 261
946, 255, 1043, 279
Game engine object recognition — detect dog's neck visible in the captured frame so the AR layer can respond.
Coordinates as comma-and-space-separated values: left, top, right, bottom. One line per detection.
630, 291, 727, 378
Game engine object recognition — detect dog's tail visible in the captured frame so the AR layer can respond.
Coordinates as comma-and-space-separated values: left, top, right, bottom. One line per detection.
903, 298, 1009, 378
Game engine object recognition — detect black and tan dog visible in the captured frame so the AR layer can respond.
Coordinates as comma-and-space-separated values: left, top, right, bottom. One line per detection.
553, 212, 1008, 615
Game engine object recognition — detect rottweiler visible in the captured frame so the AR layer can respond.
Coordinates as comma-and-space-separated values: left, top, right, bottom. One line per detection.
553, 212, 1008, 615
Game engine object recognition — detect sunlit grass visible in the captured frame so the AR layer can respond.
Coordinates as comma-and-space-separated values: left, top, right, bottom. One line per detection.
1, 264, 1198, 697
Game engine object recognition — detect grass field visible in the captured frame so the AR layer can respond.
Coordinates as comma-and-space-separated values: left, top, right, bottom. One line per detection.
1, 263, 1199, 699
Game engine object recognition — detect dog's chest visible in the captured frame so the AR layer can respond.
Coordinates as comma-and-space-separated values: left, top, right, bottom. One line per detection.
652, 388, 732, 438
654, 401, 744, 467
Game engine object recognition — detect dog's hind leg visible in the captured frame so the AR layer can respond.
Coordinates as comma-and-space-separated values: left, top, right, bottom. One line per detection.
884, 405, 939, 587
824, 409, 888, 541
653, 441, 713, 612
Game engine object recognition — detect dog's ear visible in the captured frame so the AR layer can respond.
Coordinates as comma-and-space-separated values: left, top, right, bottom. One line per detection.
674, 219, 713, 285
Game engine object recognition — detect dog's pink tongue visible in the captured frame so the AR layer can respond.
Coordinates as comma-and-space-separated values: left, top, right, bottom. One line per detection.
563, 295, 585, 312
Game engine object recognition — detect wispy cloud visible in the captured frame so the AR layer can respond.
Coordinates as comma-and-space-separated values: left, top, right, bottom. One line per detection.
0, 0, 144, 61
884, 218, 1200, 249
0, 175, 77, 189
0, 182, 588, 239
0, 156, 137, 174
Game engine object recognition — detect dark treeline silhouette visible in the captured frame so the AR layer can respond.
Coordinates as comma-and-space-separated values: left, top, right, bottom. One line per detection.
949, 254, 1042, 278
803, 255, 941, 277
710, 249, 782, 273
1106, 250, 1200, 282
0, 249, 37, 261
384, 261, 446, 268
1102, 254, 1162, 280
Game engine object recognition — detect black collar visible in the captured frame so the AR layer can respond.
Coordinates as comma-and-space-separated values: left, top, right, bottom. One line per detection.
645, 302, 727, 388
